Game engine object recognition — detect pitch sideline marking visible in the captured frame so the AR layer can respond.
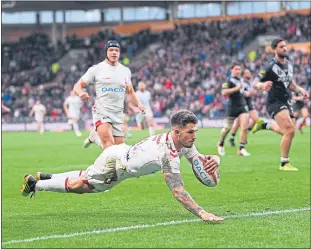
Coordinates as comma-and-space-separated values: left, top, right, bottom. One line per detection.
2, 207, 310, 246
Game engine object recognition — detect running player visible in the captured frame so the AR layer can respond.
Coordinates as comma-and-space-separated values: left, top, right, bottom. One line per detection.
252, 38, 309, 171
29, 100, 46, 134
229, 69, 261, 147
63, 90, 82, 137
21, 110, 223, 223
217, 63, 251, 156
73, 40, 145, 150
135, 81, 155, 136
292, 83, 309, 134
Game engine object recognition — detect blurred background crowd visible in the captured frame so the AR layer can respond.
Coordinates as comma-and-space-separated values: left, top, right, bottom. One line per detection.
2, 11, 310, 122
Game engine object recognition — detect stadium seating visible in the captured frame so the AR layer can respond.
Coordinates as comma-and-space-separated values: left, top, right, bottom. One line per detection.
1, 12, 310, 121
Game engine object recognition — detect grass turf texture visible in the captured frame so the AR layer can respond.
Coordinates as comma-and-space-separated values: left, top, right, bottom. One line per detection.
2, 128, 310, 248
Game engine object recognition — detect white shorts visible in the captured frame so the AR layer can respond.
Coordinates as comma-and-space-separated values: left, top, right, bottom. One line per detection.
135, 109, 153, 124
92, 106, 124, 137
35, 117, 44, 122
82, 144, 133, 192
68, 111, 80, 120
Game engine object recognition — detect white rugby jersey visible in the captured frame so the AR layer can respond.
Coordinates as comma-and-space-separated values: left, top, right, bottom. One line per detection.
124, 132, 198, 177
65, 96, 81, 114
91, 132, 199, 178
81, 61, 131, 112
135, 90, 152, 110
32, 104, 46, 120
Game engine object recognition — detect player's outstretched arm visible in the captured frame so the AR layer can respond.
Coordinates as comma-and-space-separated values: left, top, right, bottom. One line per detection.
63, 101, 69, 116
29, 107, 34, 117
163, 172, 224, 222
289, 80, 309, 99
126, 84, 145, 112
73, 79, 90, 100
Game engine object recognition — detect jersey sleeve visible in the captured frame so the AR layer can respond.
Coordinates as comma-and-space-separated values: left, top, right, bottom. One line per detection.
256, 62, 273, 82
222, 79, 232, 89
80, 66, 96, 85
64, 97, 69, 105
161, 154, 181, 174
183, 145, 199, 160
126, 68, 132, 86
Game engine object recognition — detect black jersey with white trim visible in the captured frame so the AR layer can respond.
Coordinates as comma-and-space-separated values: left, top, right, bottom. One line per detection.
256, 58, 294, 103
222, 76, 246, 107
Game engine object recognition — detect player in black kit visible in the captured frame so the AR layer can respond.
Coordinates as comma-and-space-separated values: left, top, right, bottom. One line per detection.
252, 38, 309, 171
292, 83, 309, 134
217, 63, 251, 157
229, 69, 264, 147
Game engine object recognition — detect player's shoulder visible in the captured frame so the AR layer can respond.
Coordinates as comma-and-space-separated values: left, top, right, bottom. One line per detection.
229, 76, 240, 84
118, 62, 131, 73
266, 58, 277, 68
286, 59, 293, 66
90, 61, 106, 70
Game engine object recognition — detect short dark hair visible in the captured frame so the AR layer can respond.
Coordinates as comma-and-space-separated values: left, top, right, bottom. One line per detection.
170, 110, 198, 128
231, 62, 241, 69
271, 38, 284, 49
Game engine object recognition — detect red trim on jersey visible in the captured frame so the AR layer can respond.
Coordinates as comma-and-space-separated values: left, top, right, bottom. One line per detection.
165, 132, 170, 142
166, 132, 179, 157
79, 170, 83, 176
82, 179, 95, 190
95, 120, 102, 129
170, 152, 178, 158
65, 177, 69, 192
169, 145, 176, 153
156, 134, 163, 145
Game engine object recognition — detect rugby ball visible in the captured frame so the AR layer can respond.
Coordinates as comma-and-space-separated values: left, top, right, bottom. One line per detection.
192, 154, 220, 187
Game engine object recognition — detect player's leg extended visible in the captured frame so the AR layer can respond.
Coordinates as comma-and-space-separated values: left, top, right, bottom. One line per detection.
21, 174, 93, 197
229, 118, 239, 147
252, 118, 283, 135
237, 113, 251, 156
217, 118, 233, 156
146, 116, 155, 136
37, 121, 44, 134
84, 127, 103, 149
123, 115, 131, 138
72, 118, 82, 137
135, 113, 144, 130
97, 123, 115, 149
248, 110, 258, 130
298, 107, 309, 133
274, 109, 298, 171
35, 170, 85, 180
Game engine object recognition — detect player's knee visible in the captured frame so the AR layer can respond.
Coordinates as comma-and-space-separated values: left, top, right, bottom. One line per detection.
240, 126, 248, 132
221, 127, 230, 134
284, 126, 295, 137
67, 179, 85, 194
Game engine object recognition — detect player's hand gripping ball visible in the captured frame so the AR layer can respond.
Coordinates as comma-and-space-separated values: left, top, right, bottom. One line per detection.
192, 154, 220, 187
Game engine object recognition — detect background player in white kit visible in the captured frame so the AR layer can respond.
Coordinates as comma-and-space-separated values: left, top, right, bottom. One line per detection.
73, 40, 145, 150
135, 81, 155, 136
63, 90, 82, 137
29, 100, 46, 134
21, 110, 223, 223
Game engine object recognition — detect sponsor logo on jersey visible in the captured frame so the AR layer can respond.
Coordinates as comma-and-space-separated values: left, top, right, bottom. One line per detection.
101, 87, 125, 93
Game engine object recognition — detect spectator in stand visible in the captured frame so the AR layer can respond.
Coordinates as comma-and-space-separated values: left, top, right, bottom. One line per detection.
1, 13, 309, 123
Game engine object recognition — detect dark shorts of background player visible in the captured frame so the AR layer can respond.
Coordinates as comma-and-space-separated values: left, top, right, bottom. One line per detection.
293, 101, 305, 112
246, 101, 254, 111
267, 101, 294, 119
226, 105, 248, 120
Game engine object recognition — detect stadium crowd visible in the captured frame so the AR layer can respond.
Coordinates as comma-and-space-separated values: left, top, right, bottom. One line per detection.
1, 12, 310, 122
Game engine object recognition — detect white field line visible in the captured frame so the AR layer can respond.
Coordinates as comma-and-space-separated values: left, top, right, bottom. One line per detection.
2, 207, 310, 246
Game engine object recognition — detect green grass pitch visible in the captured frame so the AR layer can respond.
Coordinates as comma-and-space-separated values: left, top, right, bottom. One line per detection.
2, 128, 310, 248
